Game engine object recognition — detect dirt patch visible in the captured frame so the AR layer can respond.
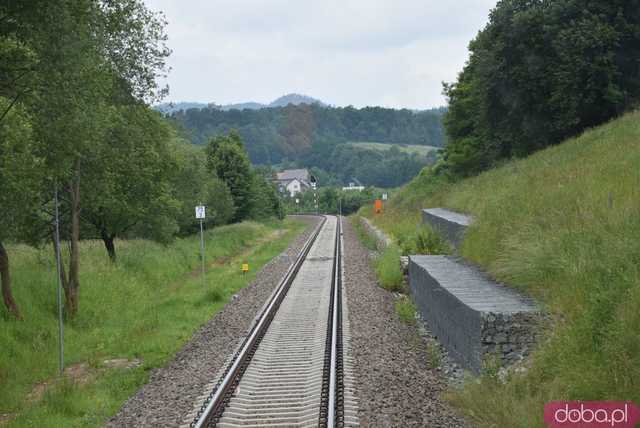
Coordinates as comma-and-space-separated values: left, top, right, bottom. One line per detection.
103, 358, 143, 370
26, 363, 92, 403
0, 414, 15, 426
212, 256, 230, 267
24, 358, 142, 405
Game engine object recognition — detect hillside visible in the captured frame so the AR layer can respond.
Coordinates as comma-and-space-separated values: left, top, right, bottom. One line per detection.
169, 103, 445, 168
268, 93, 324, 108
154, 101, 209, 114
154, 93, 324, 114
363, 111, 640, 426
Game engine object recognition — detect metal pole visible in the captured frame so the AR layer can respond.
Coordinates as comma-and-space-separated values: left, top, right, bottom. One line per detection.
199, 218, 206, 287
53, 183, 64, 376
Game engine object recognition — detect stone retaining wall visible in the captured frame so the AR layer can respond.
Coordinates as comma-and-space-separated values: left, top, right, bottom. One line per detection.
409, 255, 540, 373
421, 208, 473, 251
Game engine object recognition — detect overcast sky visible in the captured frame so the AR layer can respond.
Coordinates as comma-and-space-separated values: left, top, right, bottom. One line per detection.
144, 0, 497, 110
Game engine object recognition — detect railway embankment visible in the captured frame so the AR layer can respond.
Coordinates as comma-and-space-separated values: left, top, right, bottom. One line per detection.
359, 110, 640, 426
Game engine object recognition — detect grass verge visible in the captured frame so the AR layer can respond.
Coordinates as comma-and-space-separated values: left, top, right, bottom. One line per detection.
394, 295, 417, 325
350, 215, 404, 292
349, 216, 378, 251
0, 219, 306, 427
361, 110, 640, 426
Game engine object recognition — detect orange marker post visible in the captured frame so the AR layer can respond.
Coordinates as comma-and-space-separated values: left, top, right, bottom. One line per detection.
374, 199, 383, 214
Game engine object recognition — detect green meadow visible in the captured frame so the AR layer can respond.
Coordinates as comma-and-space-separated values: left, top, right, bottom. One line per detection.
347, 141, 439, 156
0, 219, 306, 427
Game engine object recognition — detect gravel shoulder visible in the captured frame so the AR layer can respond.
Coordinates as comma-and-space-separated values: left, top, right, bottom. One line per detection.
342, 218, 472, 427
106, 216, 320, 428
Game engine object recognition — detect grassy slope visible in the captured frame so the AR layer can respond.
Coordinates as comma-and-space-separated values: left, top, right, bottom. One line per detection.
347, 141, 439, 156
0, 219, 306, 427
362, 111, 640, 426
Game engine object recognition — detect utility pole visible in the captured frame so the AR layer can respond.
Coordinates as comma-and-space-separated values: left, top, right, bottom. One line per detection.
310, 175, 318, 215
53, 184, 65, 376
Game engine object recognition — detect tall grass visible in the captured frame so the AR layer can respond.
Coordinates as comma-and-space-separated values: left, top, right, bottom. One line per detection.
363, 111, 640, 426
0, 219, 306, 427
374, 244, 404, 292
349, 216, 378, 251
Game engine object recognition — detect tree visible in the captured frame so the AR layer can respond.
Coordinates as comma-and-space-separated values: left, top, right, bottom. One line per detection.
0, 98, 41, 319
206, 131, 254, 221
442, 0, 640, 177
81, 106, 179, 261
1, 0, 170, 316
171, 140, 235, 235
248, 168, 284, 220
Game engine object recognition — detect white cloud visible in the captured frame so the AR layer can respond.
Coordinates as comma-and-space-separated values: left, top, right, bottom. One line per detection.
145, 0, 496, 109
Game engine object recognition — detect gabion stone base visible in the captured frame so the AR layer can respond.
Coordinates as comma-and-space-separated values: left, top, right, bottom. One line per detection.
421, 208, 472, 251
409, 255, 540, 373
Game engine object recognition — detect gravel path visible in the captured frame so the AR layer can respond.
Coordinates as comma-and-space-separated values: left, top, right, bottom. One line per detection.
342, 218, 472, 427
106, 216, 320, 428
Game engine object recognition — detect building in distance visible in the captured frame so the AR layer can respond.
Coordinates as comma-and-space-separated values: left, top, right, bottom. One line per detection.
275, 168, 311, 197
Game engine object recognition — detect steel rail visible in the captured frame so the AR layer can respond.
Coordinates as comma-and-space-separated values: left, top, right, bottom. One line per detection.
327, 215, 341, 427
191, 216, 328, 428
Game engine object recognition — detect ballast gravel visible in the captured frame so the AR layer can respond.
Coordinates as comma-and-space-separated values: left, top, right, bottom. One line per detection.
342, 218, 472, 427
106, 216, 320, 428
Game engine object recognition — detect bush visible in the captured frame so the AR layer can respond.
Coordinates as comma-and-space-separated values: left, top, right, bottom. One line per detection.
397, 225, 450, 256
374, 244, 404, 292
426, 341, 443, 369
394, 295, 416, 325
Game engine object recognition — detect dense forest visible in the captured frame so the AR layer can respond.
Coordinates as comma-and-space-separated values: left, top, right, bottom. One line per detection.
298, 142, 438, 188
0, 0, 281, 319
168, 103, 445, 187
441, 0, 640, 177
169, 104, 445, 163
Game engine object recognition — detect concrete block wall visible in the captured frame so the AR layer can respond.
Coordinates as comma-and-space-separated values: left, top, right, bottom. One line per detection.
409, 255, 540, 373
422, 208, 472, 251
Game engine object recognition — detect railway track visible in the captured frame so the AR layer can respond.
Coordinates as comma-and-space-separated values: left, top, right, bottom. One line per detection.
186, 216, 358, 428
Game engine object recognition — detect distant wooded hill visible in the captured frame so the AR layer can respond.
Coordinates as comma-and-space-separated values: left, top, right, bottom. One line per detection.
155, 93, 325, 114
167, 102, 446, 166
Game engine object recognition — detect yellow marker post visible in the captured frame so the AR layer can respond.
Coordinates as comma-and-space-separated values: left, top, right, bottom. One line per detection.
242, 263, 249, 275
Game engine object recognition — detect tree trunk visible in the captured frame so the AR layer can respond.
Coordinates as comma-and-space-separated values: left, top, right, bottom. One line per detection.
101, 230, 116, 263
0, 241, 22, 320
66, 162, 81, 316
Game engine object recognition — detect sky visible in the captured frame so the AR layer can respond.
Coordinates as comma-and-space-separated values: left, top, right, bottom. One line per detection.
144, 0, 497, 110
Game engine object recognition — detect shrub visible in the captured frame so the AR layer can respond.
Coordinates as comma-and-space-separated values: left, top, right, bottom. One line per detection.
375, 244, 404, 292
398, 225, 450, 256
394, 295, 416, 325
426, 341, 443, 369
